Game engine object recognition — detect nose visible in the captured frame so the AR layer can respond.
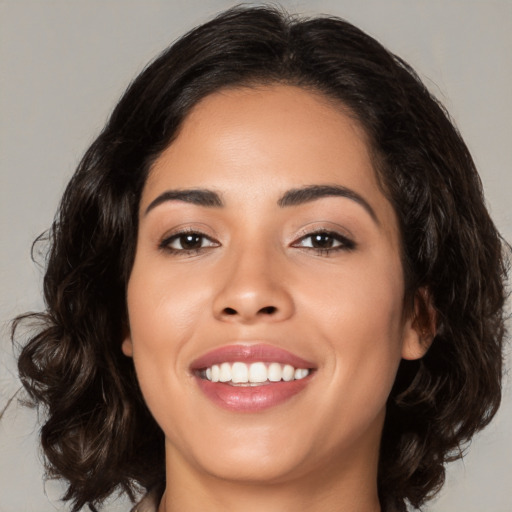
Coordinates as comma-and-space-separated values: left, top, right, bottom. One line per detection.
212, 246, 294, 324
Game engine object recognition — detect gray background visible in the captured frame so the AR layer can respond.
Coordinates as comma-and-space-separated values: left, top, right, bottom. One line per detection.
1, 1, 511, 511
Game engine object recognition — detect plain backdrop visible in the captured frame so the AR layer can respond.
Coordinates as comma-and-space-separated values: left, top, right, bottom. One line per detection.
1, 1, 511, 511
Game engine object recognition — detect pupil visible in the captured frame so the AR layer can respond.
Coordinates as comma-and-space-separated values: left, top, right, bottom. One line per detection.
312, 234, 333, 248
181, 234, 202, 249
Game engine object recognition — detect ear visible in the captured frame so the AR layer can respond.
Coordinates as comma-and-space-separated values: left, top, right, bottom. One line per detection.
121, 331, 134, 358
401, 287, 436, 361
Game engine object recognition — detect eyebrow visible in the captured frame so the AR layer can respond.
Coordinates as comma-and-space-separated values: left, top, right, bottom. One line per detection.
145, 189, 223, 215
278, 184, 379, 224
144, 184, 378, 224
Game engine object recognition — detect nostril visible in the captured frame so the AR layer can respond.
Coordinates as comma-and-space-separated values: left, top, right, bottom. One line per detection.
220, 305, 279, 318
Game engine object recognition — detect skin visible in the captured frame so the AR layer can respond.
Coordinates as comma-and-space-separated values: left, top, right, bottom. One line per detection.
122, 85, 429, 512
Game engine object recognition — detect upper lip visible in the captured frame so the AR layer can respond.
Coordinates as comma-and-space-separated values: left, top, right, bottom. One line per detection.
190, 343, 316, 370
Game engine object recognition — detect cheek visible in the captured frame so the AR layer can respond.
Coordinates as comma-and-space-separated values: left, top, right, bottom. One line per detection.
304, 247, 406, 343
124, 258, 211, 416
127, 257, 210, 346
303, 252, 406, 403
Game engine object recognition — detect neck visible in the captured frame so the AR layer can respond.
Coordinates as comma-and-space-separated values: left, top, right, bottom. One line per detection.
158, 444, 381, 512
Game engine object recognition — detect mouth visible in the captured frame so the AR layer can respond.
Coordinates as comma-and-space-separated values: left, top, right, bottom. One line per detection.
190, 344, 316, 412
199, 362, 311, 385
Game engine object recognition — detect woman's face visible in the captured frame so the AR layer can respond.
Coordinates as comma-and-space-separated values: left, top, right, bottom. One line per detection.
123, 85, 425, 485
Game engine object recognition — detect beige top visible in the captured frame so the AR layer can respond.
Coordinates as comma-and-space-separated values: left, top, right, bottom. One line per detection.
130, 489, 159, 512
129, 489, 400, 512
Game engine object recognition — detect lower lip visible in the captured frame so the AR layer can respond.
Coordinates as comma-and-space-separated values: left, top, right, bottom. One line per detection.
195, 376, 311, 412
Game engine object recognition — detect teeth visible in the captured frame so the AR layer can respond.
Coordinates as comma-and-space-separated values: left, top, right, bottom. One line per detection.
219, 362, 231, 382
248, 362, 267, 383
268, 362, 282, 382
294, 368, 309, 380
231, 362, 249, 383
203, 362, 310, 384
282, 364, 295, 382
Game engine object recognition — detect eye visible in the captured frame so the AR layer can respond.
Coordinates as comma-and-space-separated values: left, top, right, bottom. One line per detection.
292, 231, 355, 253
160, 231, 220, 254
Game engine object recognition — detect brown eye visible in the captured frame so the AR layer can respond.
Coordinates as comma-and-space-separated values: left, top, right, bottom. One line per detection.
310, 233, 336, 249
293, 231, 356, 253
160, 231, 219, 253
177, 233, 204, 250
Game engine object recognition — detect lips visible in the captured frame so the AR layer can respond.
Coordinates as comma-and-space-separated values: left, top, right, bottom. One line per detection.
191, 344, 315, 369
190, 344, 316, 412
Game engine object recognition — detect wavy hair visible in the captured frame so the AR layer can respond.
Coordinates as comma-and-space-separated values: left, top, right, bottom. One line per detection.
12, 6, 508, 512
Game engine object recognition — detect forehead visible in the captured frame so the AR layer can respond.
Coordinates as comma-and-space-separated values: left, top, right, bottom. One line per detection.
142, 85, 398, 238
146, 85, 374, 187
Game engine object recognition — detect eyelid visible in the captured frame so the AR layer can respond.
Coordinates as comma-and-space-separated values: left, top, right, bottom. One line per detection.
158, 223, 218, 242
158, 225, 221, 253
290, 223, 357, 253
164, 232, 218, 249
293, 231, 355, 248
291, 221, 355, 242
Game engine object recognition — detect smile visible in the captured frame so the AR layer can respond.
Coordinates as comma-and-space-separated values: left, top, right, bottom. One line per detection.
191, 344, 316, 411
201, 362, 310, 385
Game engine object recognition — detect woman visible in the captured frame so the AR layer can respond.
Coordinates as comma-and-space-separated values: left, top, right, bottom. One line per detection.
11, 6, 508, 512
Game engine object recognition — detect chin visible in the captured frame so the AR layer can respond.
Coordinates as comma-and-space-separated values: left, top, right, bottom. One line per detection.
165, 420, 316, 483
197, 446, 311, 484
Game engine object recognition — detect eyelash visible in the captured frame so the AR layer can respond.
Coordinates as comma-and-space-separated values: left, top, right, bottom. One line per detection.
158, 229, 356, 256
159, 228, 220, 256
292, 230, 356, 255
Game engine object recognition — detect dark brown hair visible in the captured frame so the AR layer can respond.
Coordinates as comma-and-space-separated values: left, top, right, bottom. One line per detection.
12, 6, 508, 512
